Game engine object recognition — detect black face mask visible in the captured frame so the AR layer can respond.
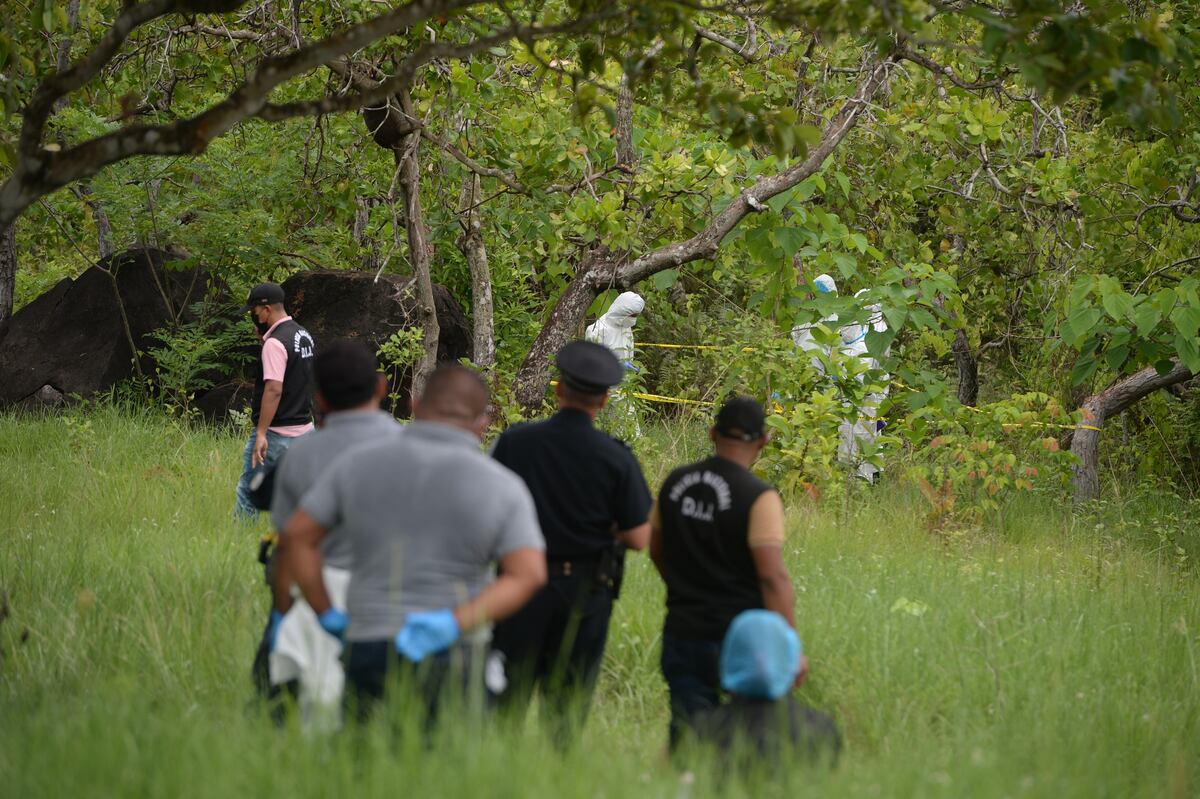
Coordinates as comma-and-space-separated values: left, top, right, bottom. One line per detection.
253, 317, 270, 335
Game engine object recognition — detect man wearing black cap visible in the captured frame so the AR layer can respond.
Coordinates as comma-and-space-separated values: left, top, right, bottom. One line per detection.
649, 395, 799, 749
489, 340, 653, 737
235, 282, 316, 518
251, 339, 400, 722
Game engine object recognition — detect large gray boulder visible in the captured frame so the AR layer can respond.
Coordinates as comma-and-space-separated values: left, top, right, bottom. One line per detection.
0, 257, 473, 418
194, 270, 473, 419
0, 248, 212, 406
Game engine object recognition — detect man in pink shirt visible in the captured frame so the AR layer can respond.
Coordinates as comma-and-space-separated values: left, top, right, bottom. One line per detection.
235, 282, 316, 518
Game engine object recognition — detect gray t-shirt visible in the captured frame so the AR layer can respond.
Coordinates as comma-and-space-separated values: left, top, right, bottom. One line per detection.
299, 420, 545, 642
271, 409, 403, 569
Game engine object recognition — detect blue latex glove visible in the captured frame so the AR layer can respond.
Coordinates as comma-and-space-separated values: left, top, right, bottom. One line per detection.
395, 609, 460, 662
266, 610, 284, 652
623, 361, 640, 373
317, 607, 349, 640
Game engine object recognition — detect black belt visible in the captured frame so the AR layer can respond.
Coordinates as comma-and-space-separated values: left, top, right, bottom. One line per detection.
547, 556, 602, 578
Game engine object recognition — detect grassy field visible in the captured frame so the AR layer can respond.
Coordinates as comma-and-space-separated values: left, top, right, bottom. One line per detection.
1, 406, 1198, 798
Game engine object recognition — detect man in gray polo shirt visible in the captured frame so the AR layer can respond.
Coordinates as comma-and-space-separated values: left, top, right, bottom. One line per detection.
277, 364, 547, 722
257, 339, 401, 723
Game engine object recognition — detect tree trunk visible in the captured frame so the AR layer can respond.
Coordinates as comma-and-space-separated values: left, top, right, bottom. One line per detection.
396, 92, 439, 400
51, 0, 82, 114
457, 173, 494, 371
75, 182, 113, 258
0, 223, 15, 327
513, 248, 613, 410
615, 76, 638, 168
1070, 360, 1194, 504
353, 195, 381, 273
952, 328, 979, 406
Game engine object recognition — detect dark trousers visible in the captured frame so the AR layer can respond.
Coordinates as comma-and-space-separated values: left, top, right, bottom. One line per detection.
490, 572, 614, 738
344, 639, 495, 728
250, 607, 297, 723
661, 633, 723, 749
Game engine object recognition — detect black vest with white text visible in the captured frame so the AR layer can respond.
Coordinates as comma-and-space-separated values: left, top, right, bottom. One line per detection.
658, 455, 771, 641
252, 319, 315, 427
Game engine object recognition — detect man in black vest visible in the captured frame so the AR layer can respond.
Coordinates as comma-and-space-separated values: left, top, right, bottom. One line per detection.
490, 340, 652, 739
650, 396, 804, 749
235, 282, 316, 518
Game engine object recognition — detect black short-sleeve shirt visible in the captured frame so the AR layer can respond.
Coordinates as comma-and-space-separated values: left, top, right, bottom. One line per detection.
658, 455, 772, 641
491, 409, 652, 559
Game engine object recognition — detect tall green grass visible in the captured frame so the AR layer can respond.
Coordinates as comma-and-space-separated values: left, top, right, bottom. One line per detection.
1, 407, 1198, 798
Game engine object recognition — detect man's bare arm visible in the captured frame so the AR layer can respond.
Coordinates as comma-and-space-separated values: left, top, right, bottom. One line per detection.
253, 380, 283, 467
615, 521, 651, 551
452, 548, 547, 633
647, 502, 665, 578
750, 545, 796, 629
276, 509, 331, 613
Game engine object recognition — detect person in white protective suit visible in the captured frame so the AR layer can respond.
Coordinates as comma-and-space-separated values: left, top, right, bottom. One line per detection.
586, 291, 645, 366
586, 291, 646, 436
836, 289, 890, 483
790, 274, 839, 375
790, 276, 890, 482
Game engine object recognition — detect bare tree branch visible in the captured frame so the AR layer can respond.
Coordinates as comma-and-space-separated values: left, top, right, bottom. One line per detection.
895, 45, 1008, 90
693, 23, 760, 62
0, 1, 629, 226
21, 0, 183, 157
610, 53, 897, 287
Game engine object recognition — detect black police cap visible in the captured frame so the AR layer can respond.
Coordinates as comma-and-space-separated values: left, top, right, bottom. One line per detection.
556, 340, 624, 395
241, 282, 285, 312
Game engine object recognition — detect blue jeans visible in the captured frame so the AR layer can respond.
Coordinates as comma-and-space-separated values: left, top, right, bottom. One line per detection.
234, 430, 296, 519
661, 634, 723, 749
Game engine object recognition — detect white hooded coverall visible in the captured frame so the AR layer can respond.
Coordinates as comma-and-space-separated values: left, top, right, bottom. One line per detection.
790, 274, 840, 376
586, 291, 644, 436
835, 290, 890, 482
585, 291, 644, 365
791, 276, 890, 481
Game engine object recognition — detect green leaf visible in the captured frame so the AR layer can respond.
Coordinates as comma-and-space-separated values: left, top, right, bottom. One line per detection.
795, 125, 822, 148
882, 306, 908, 331
835, 172, 851, 198
651, 268, 679, 290
1169, 305, 1200, 339
1104, 342, 1129, 371
1133, 302, 1162, 337
865, 328, 896, 359
774, 227, 806, 259
1100, 290, 1135, 322
1176, 334, 1200, 374
1070, 351, 1100, 386
1152, 288, 1177, 317
1061, 306, 1103, 347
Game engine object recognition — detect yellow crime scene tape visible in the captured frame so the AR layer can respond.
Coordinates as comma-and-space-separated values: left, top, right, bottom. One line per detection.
550, 380, 712, 407
618, 342, 1103, 432
636, 343, 759, 352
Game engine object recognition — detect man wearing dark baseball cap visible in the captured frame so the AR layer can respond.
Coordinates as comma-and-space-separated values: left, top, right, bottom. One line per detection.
649, 395, 802, 750
489, 340, 653, 740
235, 282, 316, 518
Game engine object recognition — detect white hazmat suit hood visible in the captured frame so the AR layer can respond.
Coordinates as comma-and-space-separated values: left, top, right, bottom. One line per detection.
586, 291, 645, 363
790, 274, 840, 365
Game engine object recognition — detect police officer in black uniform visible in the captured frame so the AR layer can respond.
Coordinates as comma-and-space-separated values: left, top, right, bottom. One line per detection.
490, 340, 652, 738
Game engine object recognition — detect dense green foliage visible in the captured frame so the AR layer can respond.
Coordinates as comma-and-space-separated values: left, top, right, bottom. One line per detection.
1, 408, 1198, 796
5, 4, 1200, 498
